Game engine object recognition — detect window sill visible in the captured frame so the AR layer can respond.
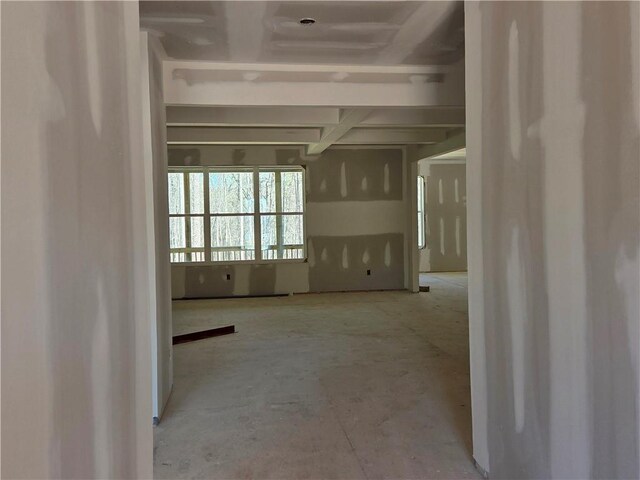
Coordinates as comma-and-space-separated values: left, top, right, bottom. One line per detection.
170, 258, 308, 267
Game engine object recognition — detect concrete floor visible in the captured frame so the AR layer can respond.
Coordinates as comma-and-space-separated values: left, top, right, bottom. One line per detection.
154, 273, 479, 479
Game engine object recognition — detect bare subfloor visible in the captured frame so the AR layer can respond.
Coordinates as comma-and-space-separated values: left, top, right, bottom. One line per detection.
154, 273, 479, 479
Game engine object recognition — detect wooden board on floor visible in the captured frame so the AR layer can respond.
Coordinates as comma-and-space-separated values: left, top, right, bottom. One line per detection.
173, 325, 236, 345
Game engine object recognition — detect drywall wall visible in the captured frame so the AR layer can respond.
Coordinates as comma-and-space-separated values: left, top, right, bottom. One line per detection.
140, 32, 173, 422
1, 2, 152, 478
418, 160, 467, 272
169, 146, 407, 298
466, 2, 639, 478
405, 155, 420, 293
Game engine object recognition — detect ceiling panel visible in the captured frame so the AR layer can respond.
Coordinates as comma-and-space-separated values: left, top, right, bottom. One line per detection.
140, 1, 464, 66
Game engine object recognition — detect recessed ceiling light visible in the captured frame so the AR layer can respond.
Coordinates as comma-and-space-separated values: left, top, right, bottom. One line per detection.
299, 18, 316, 25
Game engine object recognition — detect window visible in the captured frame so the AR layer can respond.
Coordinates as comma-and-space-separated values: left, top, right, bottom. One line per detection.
417, 176, 426, 249
168, 166, 306, 263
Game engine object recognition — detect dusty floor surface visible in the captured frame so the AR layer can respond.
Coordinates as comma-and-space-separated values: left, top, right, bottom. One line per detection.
154, 273, 479, 479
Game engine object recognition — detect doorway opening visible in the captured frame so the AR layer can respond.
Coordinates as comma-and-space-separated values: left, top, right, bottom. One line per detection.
416, 148, 468, 291
139, 1, 474, 478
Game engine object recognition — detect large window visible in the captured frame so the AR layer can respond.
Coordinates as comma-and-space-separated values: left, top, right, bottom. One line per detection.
417, 175, 426, 249
169, 166, 305, 263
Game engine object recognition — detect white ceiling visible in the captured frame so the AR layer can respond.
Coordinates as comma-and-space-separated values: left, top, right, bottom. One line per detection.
140, 1, 464, 66
142, 2, 466, 155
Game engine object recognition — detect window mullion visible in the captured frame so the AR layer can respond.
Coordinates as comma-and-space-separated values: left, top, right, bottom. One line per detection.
204, 168, 211, 262
275, 171, 284, 259
184, 172, 192, 261
253, 167, 261, 261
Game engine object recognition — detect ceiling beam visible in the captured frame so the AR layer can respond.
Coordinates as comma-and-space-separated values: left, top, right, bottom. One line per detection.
166, 106, 340, 127
166, 106, 466, 129
163, 60, 465, 107
166, 126, 321, 145
306, 109, 372, 155
336, 128, 447, 145
166, 125, 452, 147
165, 60, 453, 75
360, 107, 465, 128
415, 129, 466, 160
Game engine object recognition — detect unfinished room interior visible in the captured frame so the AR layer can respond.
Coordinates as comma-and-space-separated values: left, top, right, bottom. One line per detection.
1, 1, 638, 479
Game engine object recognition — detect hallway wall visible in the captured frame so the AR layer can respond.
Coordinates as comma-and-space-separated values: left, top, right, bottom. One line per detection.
466, 2, 639, 478
168, 146, 407, 299
1, 2, 152, 478
141, 32, 173, 422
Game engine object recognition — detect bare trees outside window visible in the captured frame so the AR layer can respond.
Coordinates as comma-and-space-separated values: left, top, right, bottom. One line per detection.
168, 166, 306, 263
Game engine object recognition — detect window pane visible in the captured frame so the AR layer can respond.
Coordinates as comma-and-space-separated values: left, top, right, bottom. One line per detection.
283, 214, 304, 246
260, 214, 304, 260
189, 172, 204, 214
168, 172, 185, 214
190, 216, 204, 248
260, 215, 277, 259
210, 215, 255, 262
169, 216, 205, 263
259, 171, 276, 213
281, 171, 304, 212
169, 217, 185, 262
169, 217, 185, 249
189, 216, 205, 262
209, 171, 254, 214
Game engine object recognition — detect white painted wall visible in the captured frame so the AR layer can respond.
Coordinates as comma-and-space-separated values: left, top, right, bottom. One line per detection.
467, 2, 639, 477
1, 2, 152, 478
141, 32, 173, 422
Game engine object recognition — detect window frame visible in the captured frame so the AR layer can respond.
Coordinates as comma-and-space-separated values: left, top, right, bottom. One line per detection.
167, 170, 206, 263
417, 175, 426, 250
168, 165, 307, 266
